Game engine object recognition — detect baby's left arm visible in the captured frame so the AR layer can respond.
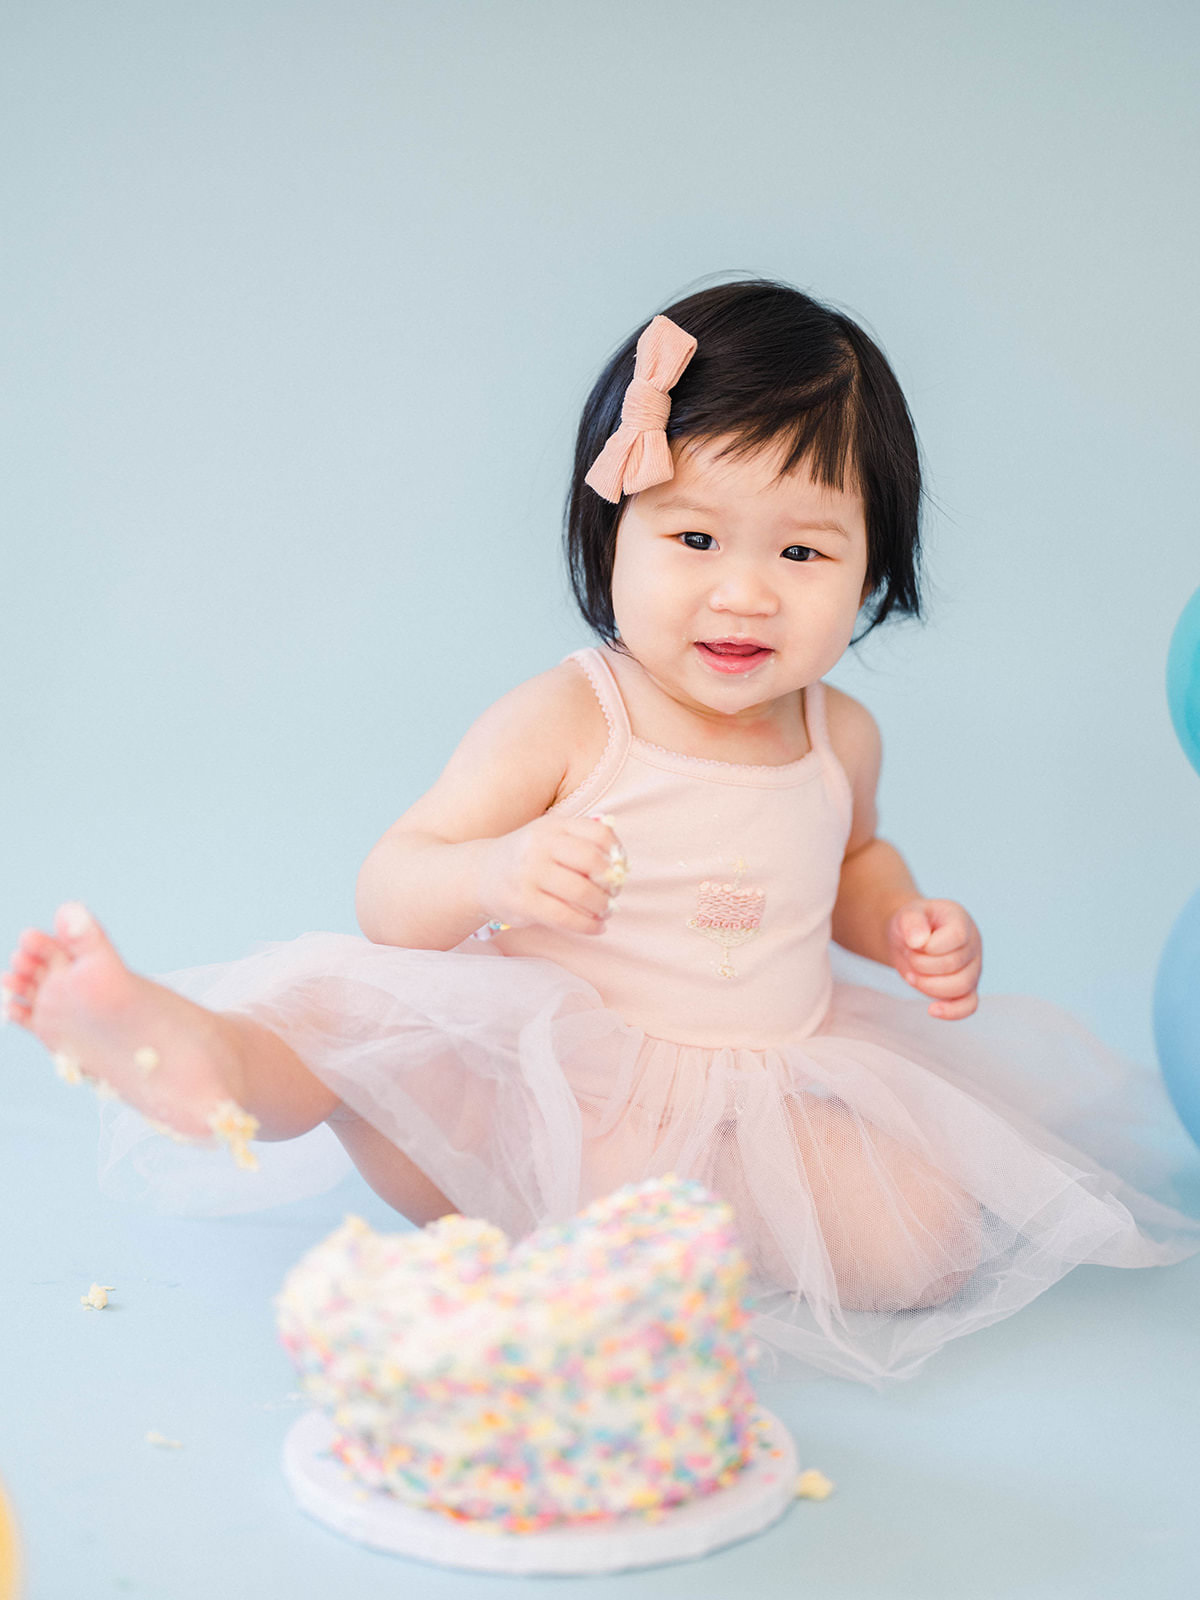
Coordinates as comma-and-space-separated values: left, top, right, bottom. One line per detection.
825, 690, 982, 1021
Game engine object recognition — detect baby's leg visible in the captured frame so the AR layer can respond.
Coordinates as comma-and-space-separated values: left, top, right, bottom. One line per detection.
324, 1109, 459, 1226
787, 1094, 982, 1314
3, 902, 334, 1143
3, 902, 454, 1222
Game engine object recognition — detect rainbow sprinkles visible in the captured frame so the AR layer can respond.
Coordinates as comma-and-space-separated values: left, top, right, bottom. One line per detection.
275, 1175, 773, 1535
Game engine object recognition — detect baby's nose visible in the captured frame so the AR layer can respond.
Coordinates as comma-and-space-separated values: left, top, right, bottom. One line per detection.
709, 569, 780, 611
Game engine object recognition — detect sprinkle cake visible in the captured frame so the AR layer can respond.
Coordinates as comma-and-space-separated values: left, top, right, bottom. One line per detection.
276, 1175, 764, 1533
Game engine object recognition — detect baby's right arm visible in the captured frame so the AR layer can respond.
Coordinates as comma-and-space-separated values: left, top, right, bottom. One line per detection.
355, 666, 619, 951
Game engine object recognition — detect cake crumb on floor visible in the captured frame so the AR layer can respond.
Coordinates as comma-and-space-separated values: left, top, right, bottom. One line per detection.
794, 1469, 835, 1500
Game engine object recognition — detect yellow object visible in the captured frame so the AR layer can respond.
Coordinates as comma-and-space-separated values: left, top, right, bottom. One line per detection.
205, 1099, 261, 1170
794, 1468, 835, 1500
52, 1051, 84, 1085
0, 1476, 21, 1600
81, 1283, 115, 1310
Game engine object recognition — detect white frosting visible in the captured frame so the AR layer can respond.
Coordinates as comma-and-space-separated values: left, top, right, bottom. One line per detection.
276, 1176, 763, 1529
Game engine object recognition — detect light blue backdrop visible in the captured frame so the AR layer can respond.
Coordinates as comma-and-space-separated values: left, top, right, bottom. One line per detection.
4, 1, 1198, 1064
4, 7, 1200, 1600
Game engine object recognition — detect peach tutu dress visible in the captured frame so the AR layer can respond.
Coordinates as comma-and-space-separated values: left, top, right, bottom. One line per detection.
99, 646, 1200, 1385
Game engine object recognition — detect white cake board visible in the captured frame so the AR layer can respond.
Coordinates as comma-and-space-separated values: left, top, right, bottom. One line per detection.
282, 1407, 797, 1575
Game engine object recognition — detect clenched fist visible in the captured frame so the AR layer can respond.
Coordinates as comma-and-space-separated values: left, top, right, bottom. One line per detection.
476, 813, 626, 937
886, 898, 982, 1020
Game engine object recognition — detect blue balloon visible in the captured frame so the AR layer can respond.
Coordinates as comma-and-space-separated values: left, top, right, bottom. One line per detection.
1166, 586, 1200, 779
1154, 886, 1200, 1150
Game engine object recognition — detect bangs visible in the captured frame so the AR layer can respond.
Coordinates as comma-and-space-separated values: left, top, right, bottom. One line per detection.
688, 386, 863, 503
663, 294, 863, 498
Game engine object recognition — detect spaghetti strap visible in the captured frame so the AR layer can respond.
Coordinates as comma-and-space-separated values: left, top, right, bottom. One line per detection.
555, 648, 632, 814
805, 680, 854, 837
568, 648, 633, 745
802, 678, 831, 750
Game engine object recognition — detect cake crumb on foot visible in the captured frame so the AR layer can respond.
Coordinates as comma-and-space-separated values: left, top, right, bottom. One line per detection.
53, 1051, 85, 1086
206, 1099, 261, 1170
81, 1284, 115, 1310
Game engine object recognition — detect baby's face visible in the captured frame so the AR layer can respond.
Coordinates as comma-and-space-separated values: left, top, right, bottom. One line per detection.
609, 433, 870, 727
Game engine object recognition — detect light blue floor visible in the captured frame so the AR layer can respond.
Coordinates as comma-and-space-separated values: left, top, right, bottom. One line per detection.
4, 1023, 1200, 1600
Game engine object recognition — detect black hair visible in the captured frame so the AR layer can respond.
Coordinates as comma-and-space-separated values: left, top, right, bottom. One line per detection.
563, 277, 925, 649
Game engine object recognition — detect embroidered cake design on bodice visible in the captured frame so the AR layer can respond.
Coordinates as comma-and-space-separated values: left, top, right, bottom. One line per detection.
687, 857, 766, 979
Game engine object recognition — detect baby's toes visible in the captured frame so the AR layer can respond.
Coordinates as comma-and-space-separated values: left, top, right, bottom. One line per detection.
17, 927, 65, 970
9, 950, 42, 985
10, 948, 50, 989
52, 902, 109, 961
1, 980, 33, 1025
3, 955, 38, 989
5, 929, 68, 1009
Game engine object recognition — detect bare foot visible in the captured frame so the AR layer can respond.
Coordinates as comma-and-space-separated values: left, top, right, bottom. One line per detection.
3, 902, 260, 1166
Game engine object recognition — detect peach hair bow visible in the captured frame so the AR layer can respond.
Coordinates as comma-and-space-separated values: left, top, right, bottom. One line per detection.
584, 314, 698, 503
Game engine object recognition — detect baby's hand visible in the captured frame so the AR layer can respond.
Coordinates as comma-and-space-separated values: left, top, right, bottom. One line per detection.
885, 898, 982, 1020
476, 813, 626, 937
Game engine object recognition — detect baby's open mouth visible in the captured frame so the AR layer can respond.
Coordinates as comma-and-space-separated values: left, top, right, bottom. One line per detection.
695, 640, 773, 672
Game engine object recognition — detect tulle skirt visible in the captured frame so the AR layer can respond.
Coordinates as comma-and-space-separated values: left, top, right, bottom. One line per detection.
98, 932, 1200, 1387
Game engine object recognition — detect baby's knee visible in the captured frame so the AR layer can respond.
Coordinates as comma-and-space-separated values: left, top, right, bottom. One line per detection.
794, 1097, 982, 1313
843, 1165, 983, 1314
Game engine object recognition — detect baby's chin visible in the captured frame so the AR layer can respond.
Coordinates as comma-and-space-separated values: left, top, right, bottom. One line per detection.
632, 649, 814, 722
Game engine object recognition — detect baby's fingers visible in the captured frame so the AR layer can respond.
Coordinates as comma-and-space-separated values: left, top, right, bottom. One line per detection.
927, 994, 978, 1021
582, 813, 628, 890
541, 863, 612, 925
531, 882, 611, 935
903, 961, 981, 999
911, 900, 976, 955
904, 947, 974, 977
552, 832, 622, 889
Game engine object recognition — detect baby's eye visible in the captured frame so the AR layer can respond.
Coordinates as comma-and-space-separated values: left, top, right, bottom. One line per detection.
782, 545, 820, 562
679, 532, 713, 550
